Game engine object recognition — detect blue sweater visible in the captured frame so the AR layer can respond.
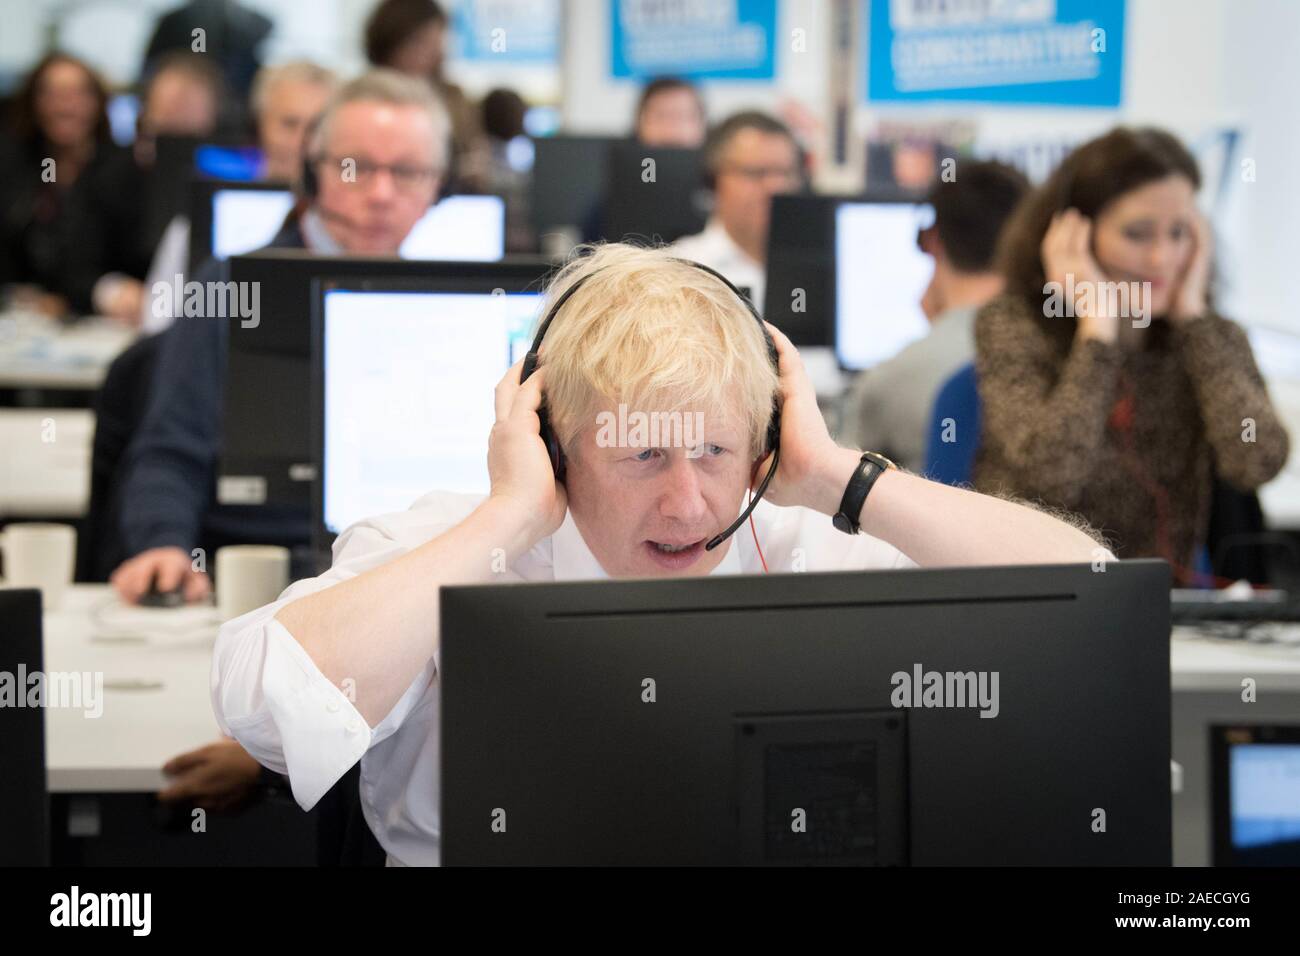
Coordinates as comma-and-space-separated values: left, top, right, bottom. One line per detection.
118, 220, 311, 558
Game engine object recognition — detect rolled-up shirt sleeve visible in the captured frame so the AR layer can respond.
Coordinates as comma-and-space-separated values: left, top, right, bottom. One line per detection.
210, 502, 465, 810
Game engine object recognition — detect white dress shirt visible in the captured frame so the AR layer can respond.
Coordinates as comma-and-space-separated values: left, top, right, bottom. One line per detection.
211, 490, 917, 865
671, 216, 767, 312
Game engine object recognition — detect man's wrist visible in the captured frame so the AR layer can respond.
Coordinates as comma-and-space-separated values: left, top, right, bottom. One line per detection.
805, 446, 875, 518
479, 494, 550, 561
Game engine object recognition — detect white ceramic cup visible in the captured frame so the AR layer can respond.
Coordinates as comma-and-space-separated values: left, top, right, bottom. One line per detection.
215, 545, 291, 621
0, 522, 76, 611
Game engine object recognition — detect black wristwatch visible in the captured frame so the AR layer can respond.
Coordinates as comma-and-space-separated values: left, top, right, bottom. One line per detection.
832, 451, 896, 535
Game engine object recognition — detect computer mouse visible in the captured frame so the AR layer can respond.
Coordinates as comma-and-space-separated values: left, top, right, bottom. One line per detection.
138, 580, 186, 608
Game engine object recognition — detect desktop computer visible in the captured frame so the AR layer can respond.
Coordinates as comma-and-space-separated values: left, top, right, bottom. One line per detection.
219, 253, 552, 515
529, 134, 619, 248
313, 279, 545, 541
600, 142, 708, 245
441, 560, 1172, 865
763, 194, 936, 363
1211, 723, 1300, 865
189, 179, 506, 270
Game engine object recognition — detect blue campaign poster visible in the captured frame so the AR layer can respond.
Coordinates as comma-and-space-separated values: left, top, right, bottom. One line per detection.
610, 0, 778, 80
867, 0, 1125, 107
449, 0, 560, 64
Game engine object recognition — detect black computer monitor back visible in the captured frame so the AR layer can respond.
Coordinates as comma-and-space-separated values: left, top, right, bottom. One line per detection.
601, 143, 708, 245
0, 589, 49, 865
220, 252, 553, 510
530, 135, 618, 244
441, 560, 1171, 865
763, 193, 840, 346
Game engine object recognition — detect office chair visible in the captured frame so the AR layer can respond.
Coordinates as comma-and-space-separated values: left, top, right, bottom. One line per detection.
924, 361, 981, 486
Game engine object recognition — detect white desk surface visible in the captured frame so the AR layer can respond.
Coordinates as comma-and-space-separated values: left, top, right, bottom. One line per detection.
0, 408, 95, 517
0, 313, 136, 390
1171, 625, 1300, 692
42, 585, 224, 793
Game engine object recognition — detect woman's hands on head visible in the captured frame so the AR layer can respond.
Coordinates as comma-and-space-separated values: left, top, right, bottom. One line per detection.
1041, 209, 1120, 345
1169, 210, 1212, 323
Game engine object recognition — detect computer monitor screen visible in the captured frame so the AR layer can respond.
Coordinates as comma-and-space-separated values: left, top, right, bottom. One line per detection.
210, 188, 506, 262
401, 194, 506, 260
835, 202, 935, 371
196, 144, 264, 181
320, 287, 541, 534
1213, 725, 1300, 865
222, 254, 551, 514
212, 187, 294, 259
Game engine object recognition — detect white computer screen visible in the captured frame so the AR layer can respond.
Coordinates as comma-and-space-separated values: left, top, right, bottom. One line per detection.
322, 289, 541, 534
1230, 744, 1300, 850
212, 190, 506, 261
835, 202, 935, 370
212, 189, 294, 260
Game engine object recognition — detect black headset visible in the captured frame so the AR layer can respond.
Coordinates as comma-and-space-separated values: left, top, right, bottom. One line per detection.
520, 257, 782, 552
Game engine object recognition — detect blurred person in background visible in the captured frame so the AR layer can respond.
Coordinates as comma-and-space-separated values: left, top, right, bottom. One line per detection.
974, 127, 1289, 584
672, 111, 804, 310
840, 160, 1029, 471
108, 69, 449, 606
633, 76, 706, 148
365, 0, 488, 193
131, 51, 225, 170
91, 52, 228, 323
480, 86, 534, 252
138, 60, 338, 332
140, 0, 273, 104
0, 53, 146, 318
252, 60, 338, 183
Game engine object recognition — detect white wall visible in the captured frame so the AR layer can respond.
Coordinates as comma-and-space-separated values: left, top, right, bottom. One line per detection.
4, 0, 1296, 330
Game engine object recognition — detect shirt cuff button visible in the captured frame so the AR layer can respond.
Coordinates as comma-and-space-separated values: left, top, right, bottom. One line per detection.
326, 699, 340, 713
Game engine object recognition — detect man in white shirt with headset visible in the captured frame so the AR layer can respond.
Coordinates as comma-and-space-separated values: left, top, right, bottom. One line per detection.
212, 243, 1106, 866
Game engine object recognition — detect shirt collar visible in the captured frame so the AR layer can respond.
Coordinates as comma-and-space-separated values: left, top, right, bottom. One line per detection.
550, 508, 745, 581
702, 216, 762, 271
300, 207, 346, 255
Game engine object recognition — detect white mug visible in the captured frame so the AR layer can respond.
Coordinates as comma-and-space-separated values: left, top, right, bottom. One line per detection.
216, 545, 291, 621
0, 522, 76, 611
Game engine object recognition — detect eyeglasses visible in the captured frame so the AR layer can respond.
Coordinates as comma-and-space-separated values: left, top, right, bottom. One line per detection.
315, 155, 440, 192
718, 163, 803, 185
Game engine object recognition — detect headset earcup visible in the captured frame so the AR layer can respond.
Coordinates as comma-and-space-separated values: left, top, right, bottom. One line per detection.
766, 408, 781, 458
301, 155, 317, 197
536, 404, 565, 483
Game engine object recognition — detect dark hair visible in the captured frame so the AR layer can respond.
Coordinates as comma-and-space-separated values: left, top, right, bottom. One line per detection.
140, 50, 226, 112
635, 76, 703, 123
928, 159, 1030, 274
998, 127, 1202, 303
702, 110, 800, 180
365, 0, 448, 67
8, 52, 112, 150
482, 87, 526, 141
